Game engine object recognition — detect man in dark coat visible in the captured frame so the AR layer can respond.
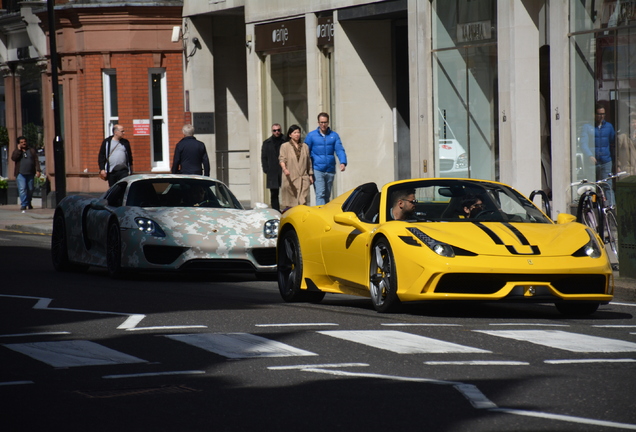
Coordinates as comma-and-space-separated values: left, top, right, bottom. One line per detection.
11, 136, 41, 212
98, 124, 133, 186
261, 123, 284, 211
171, 124, 210, 176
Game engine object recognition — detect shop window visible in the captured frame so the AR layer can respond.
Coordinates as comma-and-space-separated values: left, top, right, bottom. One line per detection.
102, 70, 118, 136
149, 69, 169, 171
432, 0, 498, 180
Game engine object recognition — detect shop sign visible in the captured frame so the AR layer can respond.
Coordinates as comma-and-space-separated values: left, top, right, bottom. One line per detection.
255, 18, 306, 53
457, 20, 492, 43
316, 16, 334, 46
133, 119, 150, 136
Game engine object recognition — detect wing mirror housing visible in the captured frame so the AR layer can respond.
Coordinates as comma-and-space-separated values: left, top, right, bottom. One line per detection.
334, 211, 369, 232
556, 213, 577, 224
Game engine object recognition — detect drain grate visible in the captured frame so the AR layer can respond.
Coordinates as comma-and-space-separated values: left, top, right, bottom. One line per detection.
75, 385, 200, 399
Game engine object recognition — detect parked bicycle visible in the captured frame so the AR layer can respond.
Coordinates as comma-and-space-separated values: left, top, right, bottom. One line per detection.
570, 172, 626, 266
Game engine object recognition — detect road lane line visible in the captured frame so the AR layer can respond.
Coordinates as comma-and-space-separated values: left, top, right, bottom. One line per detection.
475, 330, 636, 353
544, 358, 636, 364
0, 332, 70, 338
268, 363, 369, 370
0, 381, 34, 386
126, 325, 207, 332
318, 330, 490, 354
165, 333, 317, 359
381, 323, 462, 327
425, 360, 529, 366
103, 370, 205, 379
488, 323, 569, 327
493, 408, 636, 430
255, 323, 338, 327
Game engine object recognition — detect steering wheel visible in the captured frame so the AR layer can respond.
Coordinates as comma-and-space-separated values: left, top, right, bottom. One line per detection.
473, 210, 497, 220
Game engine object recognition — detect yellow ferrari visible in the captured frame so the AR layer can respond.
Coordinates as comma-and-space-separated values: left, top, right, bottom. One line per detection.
277, 178, 613, 315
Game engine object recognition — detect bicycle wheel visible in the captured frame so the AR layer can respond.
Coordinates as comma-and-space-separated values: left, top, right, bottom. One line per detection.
604, 209, 619, 256
578, 195, 599, 232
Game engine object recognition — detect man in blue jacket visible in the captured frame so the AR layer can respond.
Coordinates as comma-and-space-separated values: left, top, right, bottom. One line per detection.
579, 103, 616, 206
305, 112, 347, 205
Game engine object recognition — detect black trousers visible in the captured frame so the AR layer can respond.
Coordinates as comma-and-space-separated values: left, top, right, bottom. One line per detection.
269, 188, 280, 212
108, 168, 129, 186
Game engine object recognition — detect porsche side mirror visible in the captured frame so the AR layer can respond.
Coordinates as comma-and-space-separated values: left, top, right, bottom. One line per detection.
333, 211, 369, 232
90, 199, 109, 210
556, 213, 577, 224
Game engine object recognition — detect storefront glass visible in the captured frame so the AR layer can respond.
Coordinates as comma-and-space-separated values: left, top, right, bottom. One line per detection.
570, 1, 636, 198
432, 0, 498, 180
268, 51, 308, 135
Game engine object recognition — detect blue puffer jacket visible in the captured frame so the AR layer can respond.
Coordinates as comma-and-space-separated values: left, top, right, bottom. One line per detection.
580, 120, 615, 164
305, 127, 347, 173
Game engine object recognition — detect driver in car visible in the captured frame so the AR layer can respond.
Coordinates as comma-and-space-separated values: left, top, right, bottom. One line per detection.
186, 185, 207, 207
460, 195, 484, 218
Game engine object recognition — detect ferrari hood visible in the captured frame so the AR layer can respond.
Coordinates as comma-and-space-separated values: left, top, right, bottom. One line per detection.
404, 221, 592, 258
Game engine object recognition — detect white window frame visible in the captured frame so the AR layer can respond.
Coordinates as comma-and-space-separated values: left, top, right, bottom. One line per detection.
102, 69, 118, 137
149, 68, 169, 171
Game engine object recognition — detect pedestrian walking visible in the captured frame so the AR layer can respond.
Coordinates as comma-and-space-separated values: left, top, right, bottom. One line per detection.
171, 124, 210, 176
11, 136, 41, 212
98, 124, 133, 187
261, 123, 285, 211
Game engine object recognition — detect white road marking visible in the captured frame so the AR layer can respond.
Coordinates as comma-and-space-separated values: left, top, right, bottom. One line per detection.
255, 323, 338, 327
488, 323, 569, 327
493, 408, 636, 430
3, 340, 146, 367
611, 302, 636, 307
592, 325, 636, 328
126, 325, 207, 332
268, 363, 369, 370
544, 358, 636, 364
0, 331, 70, 338
475, 330, 636, 353
454, 383, 498, 409
318, 330, 490, 354
424, 360, 529, 366
381, 323, 462, 327
103, 370, 206, 379
0, 381, 33, 386
165, 333, 317, 359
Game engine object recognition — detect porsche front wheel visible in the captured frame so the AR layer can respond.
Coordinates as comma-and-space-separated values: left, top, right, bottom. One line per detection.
51, 212, 88, 273
107, 222, 124, 279
278, 229, 307, 302
369, 239, 401, 313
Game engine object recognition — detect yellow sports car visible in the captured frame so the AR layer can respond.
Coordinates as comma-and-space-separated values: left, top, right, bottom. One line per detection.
277, 178, 613, 315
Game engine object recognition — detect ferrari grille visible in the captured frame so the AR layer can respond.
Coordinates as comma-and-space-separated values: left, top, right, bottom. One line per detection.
143, 245, 189, 265
252, 247, 276, 266
435, 273, 607, 295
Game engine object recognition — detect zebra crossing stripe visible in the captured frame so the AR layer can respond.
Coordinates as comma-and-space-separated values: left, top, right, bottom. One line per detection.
165, 333, 318, 359
475, 330, 636, 353
318, 330, 490, 354
3, 341, 146, 367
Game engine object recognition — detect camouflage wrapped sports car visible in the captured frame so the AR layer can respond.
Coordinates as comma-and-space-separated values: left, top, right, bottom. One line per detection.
51, 174, 280, 278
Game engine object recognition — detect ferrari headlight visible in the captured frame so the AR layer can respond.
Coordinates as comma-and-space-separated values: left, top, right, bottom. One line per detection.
264, 219, 279, 239
572, 229, 602, 258
135, 218, 166, 237
407, 227, 455, 257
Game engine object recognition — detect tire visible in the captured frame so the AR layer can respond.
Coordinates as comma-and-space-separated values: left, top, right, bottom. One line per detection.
604, 210, 619, 256
277, 229, 311, 302
369, 238, 401, 313
581, 199, 599, 233
107, 222, 125, 279
51, 212, 88, 272
555, 302, 600, 316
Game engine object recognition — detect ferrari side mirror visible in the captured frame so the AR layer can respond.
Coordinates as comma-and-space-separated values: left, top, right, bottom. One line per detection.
556, 213, 577, 224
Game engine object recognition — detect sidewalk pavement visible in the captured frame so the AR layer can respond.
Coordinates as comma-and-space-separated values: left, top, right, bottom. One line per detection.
1, 200, 635, 302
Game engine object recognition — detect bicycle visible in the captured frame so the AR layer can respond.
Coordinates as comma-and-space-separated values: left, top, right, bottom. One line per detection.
570, 172, 626, 267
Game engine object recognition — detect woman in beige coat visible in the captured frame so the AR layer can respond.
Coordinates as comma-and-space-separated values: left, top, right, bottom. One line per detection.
279, 124, 313, 211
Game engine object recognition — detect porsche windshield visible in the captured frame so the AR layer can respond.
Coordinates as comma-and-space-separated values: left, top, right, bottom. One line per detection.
125, 179, 243, 209
386, 180, 551, 223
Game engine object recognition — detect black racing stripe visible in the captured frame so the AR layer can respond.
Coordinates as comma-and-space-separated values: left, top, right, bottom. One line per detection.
472, 222, 504, 245
503, 222, 530, 245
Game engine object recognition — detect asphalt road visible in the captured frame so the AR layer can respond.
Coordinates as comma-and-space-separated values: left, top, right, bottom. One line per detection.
1, 230, 636, 432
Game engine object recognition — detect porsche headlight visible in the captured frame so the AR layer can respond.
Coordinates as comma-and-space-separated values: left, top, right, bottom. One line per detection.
264, 219, 279, 239
572, 228, 602, 258
407, 227, 455, 258
135, 218, 166, 237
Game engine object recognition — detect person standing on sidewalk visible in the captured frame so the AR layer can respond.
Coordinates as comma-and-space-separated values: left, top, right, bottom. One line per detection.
171, 124, 210, 176
305, 112, 347, 205
11, 136, 41, 213
261, 123, 285, 211
98, 124, 133, 187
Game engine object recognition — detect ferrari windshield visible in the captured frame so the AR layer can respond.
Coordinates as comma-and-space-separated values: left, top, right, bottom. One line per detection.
386, 180, 551, 223
121, 179, 243, 209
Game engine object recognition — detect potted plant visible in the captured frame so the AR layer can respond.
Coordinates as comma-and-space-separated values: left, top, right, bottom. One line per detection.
0, 176, 7, 205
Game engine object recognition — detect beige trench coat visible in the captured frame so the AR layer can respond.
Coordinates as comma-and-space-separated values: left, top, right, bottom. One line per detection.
617, 133, 636, 176
279, 141, 313, 209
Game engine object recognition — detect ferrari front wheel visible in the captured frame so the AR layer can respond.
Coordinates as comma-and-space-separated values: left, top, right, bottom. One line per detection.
278, 229, 308, 302
369, 238, 401, 313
